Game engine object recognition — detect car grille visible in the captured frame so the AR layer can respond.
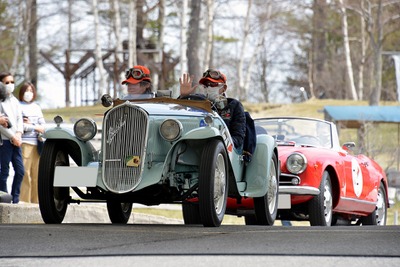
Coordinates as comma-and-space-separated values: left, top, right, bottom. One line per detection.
102, 103, 148, 193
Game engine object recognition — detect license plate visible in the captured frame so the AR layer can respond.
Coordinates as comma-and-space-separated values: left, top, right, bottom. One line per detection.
278, 194, 291, 209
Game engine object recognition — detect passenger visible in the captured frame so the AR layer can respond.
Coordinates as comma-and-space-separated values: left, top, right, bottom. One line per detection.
121, 65, 154, 100
179, 69, 246, 151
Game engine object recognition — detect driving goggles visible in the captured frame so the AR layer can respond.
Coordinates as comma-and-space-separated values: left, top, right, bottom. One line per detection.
125, 68, 150, 80
202, 69, 225, 81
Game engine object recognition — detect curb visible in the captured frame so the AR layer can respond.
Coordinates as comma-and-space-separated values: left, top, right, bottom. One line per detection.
0, 203, 183, 224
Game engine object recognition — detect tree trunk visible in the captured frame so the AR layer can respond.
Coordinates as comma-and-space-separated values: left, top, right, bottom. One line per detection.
11, 1, 24, 75
180, 0, 188, 73
110, 0, 123, 97
338, 0, 358, 100
357, 0, 366, 100
312, 0, 328, 99
187, 0, 201, 80
92, 0, 106, 98
27, 0, 38, 88
366, 0, 383, 106
128, 1, 137, 68
237, 0, 252, 101
205, 0, 214, 69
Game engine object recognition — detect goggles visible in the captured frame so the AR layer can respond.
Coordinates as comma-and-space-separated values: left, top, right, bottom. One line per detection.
202, 69, 225, 82
125, 68, 150, 80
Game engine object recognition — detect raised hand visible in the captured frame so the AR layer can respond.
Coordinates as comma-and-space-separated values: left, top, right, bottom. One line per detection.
179, 73, 195, 96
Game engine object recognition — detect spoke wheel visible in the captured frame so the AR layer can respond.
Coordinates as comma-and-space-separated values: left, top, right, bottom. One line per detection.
38, 141, 70, 224
309, 171, 333, 226
361, 182, 387, 225
106, 201, 133, 224
198, 140, 228, 227
253, 153, 279, 225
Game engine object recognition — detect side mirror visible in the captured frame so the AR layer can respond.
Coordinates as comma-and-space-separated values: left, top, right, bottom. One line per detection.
101, 94, 113, 107
342, 142, 356, 151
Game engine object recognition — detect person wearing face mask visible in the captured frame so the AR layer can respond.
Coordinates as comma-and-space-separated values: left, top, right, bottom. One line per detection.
179, 69, 246, 151
120, 65, 154, 100
0, 72, 24, 204
18, 82, 45, 203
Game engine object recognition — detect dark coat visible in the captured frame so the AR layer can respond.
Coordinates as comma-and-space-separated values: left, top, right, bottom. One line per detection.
217, 98, 246, 149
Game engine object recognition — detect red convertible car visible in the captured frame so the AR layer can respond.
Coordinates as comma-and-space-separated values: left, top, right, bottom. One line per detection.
254, 117, 389, 226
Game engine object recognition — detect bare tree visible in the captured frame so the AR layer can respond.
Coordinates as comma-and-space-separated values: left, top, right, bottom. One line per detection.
187, 0, 201, 80
363, 0, 400, 105
110, 0, 123, 97
128, 1, 137, 68
204, 0, 214, 68
180, 0, 188, 73
338, 0, 358, 100
237, 0, 252, 101
92, 0, 106, 98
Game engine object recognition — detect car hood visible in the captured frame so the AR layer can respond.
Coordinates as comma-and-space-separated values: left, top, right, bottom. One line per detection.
127, 102, 211, 117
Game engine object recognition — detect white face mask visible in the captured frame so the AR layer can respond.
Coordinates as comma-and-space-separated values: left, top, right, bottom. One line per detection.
5, 83, 15, 94
23, 91, 34, 102
205, 86, 223, 101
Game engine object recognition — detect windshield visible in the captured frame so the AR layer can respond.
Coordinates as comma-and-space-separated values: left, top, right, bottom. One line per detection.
256, 118, 333, 148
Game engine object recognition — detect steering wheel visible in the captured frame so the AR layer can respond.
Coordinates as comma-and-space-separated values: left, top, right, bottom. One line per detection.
179, 94, 207, 101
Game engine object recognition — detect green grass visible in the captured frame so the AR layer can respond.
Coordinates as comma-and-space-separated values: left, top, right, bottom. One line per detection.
43, 98, 399, 225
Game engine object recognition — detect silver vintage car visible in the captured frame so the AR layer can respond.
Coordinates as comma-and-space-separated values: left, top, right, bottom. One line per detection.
38, 95, 278, 227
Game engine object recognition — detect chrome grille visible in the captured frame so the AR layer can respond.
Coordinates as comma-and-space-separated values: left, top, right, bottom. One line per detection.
102, 103, 148, 193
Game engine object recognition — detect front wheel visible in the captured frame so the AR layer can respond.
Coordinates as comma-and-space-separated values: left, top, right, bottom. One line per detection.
106, 201, 133, 224
308, 171, 333, 226
38, 141, 70, 224
361, 182, 387, 225
252, 153, 279, 225
182, 201, 201, 224
198, 139, 228, 227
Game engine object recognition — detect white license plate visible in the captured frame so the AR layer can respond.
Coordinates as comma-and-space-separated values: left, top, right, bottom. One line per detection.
54, 166, 98, 187
278, 194, 291, 209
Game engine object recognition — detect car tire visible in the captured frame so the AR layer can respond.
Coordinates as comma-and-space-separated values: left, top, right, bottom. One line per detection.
361, 181, 387, 225
308, 171, 333, 226
198, 139, 228, 227
252, 153, 279, 225
244, 215, 258, 225
38, 140, 70, 224
182, 201, 201, 224
106, 201, 132, 224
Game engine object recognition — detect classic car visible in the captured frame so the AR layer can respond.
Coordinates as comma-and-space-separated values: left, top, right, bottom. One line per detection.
37, 94, 279, 227
254, 117, 389, 226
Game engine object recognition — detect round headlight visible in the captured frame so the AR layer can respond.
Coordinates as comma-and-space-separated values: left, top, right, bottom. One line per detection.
160, 119, 182, 142
74, 118, 97, 141
286, 152, 307, 174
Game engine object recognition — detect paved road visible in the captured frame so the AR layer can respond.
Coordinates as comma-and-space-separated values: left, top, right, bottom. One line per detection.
0, 224, 399, 266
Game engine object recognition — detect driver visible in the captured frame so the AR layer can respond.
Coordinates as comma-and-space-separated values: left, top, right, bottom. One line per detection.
179, 69, 246, 151
121, 65, 154, 99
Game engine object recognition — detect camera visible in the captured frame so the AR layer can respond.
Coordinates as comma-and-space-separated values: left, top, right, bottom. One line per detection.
6, 119, 12, 128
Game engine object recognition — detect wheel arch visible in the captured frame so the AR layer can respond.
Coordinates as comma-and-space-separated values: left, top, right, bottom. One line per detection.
44, 138, 95, 166
324, 165, 340, 209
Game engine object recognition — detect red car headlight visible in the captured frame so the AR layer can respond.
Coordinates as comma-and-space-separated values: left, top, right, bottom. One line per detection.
286, 152, 307, 174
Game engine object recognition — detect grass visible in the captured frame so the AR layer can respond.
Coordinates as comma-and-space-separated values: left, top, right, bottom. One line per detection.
42, 98, 399, 225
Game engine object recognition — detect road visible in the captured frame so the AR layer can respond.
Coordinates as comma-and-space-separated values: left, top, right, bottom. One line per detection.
0, 224, 399, 266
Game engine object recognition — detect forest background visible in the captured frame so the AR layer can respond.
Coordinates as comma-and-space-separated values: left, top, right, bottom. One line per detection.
0, 0, 399, 109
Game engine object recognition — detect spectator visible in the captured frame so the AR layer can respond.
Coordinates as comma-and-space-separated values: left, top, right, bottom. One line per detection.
121, 65, 153, 99
18, 82, 45, 203
179, 69, 246, 151
0, 72, 24, 204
